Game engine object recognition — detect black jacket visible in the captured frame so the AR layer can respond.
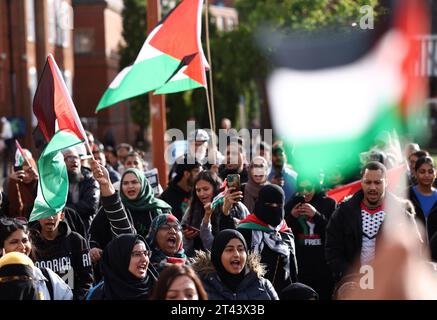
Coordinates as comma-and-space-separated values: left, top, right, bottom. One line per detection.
325, 190, 419, 283
192, 251, 278, 300
159, 182, 191, 221
285, 192, 336, 299
238, 226, 298, 294
89, 192, 168, 251
30, 221, 94, 300
408, 186, 437, 243
66, 167, 100, 233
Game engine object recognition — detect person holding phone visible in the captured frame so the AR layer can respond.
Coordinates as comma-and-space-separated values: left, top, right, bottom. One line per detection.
6, 150, 38, 220
181, 171, 221, 256
284, 175, 336, 300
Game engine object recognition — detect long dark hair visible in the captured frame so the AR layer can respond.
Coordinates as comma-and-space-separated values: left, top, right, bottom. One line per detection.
150, 264, 208, 300
186, 171, 221, 227
0, 217, 32, 258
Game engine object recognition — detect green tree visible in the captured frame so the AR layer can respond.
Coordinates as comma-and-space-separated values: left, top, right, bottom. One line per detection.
119, 0, 148, 142
121, 0, 383, 136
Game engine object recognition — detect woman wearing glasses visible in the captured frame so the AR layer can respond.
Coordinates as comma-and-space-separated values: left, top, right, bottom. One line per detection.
0, 217, 73, 299
284, 175, 336, 300
146, 214, 187, 274
86, 234, 155, 300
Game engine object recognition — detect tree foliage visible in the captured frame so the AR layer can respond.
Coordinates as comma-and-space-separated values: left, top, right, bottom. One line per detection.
121, 0, 383, 135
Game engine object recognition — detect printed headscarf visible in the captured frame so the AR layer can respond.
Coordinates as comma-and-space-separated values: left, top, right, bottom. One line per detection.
146, 214, 187, 273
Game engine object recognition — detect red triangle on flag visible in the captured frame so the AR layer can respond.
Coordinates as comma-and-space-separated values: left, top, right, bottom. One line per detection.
33, 54, 87, 143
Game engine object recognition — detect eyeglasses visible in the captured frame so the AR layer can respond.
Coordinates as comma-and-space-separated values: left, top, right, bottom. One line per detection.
131, 250, 152, 258
0, 217, 28, 226
64, 155, 79, 162
159, 223, 182, 232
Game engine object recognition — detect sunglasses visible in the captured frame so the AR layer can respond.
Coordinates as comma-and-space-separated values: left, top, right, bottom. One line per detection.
0, 217, 28, 226
298, 185, 314, 192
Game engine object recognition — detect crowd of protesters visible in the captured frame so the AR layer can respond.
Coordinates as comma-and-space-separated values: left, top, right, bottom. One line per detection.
0, 121, 436, 300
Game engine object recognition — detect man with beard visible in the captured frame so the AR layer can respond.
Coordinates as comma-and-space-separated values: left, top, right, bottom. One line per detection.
268, 144, 297, 203
325, 161, 421, 285
160, 157, 202, 221
63, 148, 99, 234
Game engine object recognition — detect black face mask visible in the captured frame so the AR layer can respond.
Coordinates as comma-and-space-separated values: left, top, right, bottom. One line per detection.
253, 184, 285, 227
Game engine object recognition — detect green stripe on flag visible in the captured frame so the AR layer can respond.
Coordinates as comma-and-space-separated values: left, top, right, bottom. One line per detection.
96, 55, 180, 112
154, 78, 203, 95
29, 130, 83, 222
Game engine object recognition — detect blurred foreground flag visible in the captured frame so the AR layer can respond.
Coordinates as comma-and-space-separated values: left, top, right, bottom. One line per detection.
96, 0, 207, 112
265, 0, 429, 178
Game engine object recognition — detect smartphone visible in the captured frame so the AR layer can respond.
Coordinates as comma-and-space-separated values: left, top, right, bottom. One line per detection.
14, 165, 23, 172
295, 195, 306, 205
227, 174, 240, 190
182, 224, 200, 232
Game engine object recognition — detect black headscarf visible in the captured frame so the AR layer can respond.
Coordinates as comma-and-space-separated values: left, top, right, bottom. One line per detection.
211, 229, 249, 293
253, 184, 285, 227
0, 252, 38, 300
280, 282, 319, 300
102, 234, 153, 300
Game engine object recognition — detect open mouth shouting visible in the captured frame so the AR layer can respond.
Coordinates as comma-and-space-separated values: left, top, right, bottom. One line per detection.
136, 262, 149, 277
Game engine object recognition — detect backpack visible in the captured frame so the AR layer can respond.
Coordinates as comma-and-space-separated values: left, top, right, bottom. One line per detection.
40, 267, 54, 300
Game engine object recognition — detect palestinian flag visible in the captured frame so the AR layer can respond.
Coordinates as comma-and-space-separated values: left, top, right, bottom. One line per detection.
33, 54, 87, 144
238, 214, 289, 233
96, 0, 207, 112
14, 148, 24, 168
30, 54, 89, 220
264, 0, 429, 179
327, 164, 408, 203
29, 130, 83, 222
211, 191, 226, 210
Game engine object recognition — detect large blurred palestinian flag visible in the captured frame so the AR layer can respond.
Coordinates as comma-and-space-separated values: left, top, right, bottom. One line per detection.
265, 0, 429, 179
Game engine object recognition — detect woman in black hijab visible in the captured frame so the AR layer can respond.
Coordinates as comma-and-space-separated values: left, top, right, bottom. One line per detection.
192, 229, 278, 300
238, 184, 298, 294
86, 234, 155, 300
0, 252, 39, 300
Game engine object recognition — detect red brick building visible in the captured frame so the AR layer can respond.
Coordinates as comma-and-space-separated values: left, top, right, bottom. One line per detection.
73, 0, 134, 147
0, 0, 74, 149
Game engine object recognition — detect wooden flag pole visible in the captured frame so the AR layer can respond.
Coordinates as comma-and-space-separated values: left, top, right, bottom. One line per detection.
147, 0, 168, 187
204, 0, 216, 134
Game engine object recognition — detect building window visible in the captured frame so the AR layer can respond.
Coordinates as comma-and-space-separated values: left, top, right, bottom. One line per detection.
62, 69, 73, 95
48, 0, 56, 44
26, 0, 36, 42
48, 0, 72, 47
226, 17, 235, 31
28, 67, 38, 127
60, 1, 73, 48
74, 29, 95, 54
217, 16, 224, 31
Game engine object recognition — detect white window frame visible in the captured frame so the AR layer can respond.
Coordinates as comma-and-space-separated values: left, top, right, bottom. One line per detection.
26, 0, 36, 42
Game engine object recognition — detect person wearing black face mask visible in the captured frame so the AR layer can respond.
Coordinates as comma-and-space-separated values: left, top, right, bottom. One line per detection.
192, 229, 278, 300
238, 184, 298, 294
